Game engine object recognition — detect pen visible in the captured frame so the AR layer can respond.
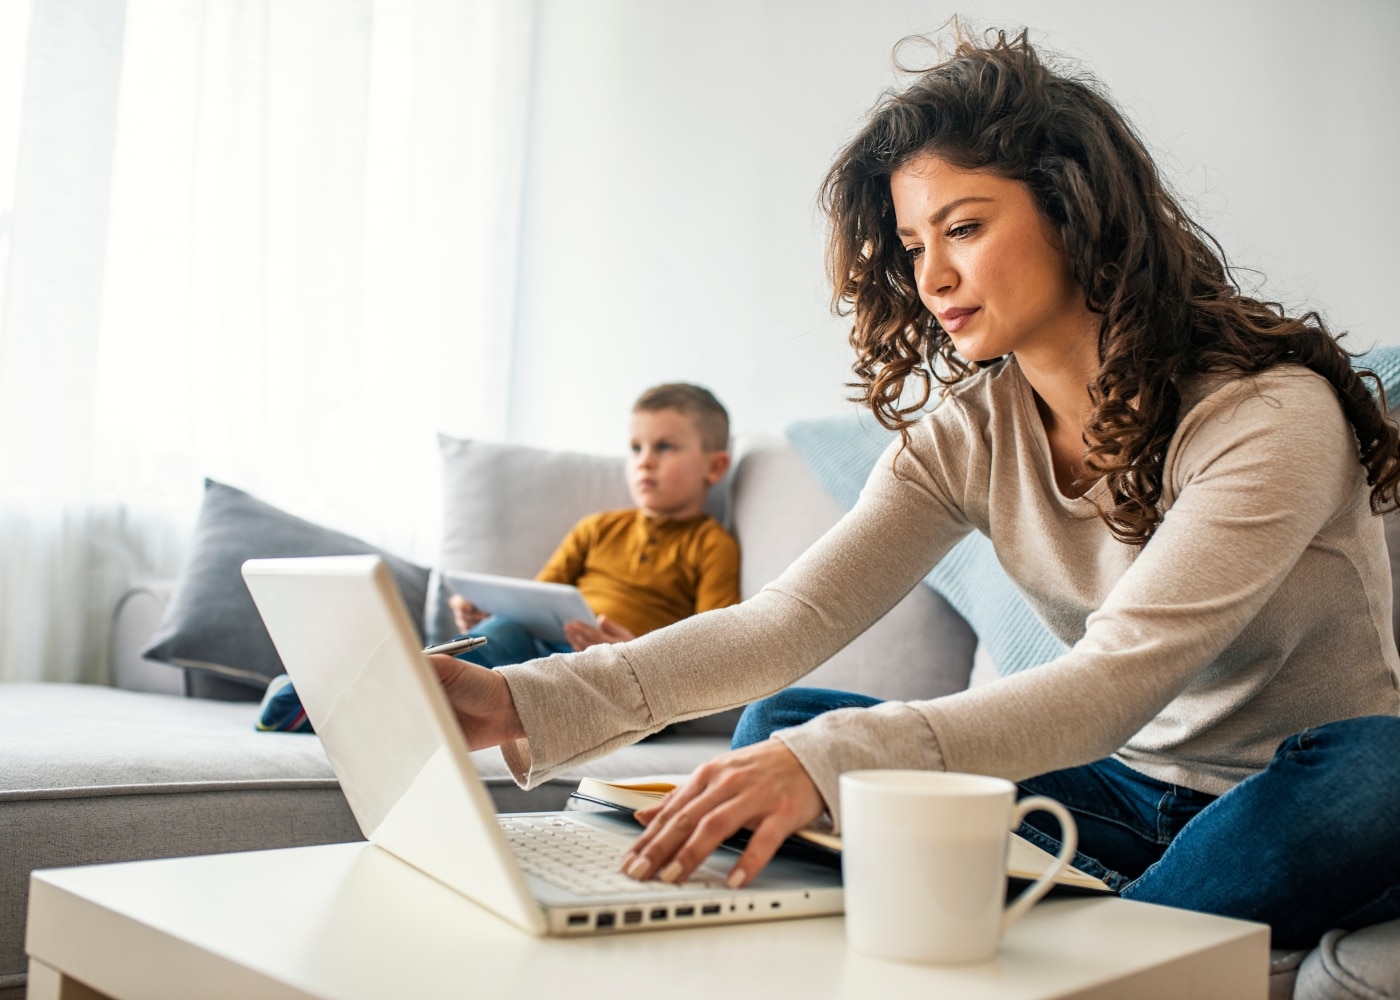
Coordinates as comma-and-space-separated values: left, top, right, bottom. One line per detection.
422, 636, 489, 657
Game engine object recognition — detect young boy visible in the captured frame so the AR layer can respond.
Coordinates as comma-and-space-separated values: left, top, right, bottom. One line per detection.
448, 382, 740, 666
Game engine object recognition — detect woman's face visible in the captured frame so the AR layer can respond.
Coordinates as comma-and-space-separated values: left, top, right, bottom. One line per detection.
890, 153, 1094, 368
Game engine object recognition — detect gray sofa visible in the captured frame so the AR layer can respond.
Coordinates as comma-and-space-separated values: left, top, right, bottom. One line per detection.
3, 430, 1397, 1000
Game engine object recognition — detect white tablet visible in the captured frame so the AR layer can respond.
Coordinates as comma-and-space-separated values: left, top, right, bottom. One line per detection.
444, 570, 597, 646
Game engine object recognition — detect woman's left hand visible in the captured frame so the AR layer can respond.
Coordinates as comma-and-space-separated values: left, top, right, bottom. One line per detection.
622, 739, 825, 888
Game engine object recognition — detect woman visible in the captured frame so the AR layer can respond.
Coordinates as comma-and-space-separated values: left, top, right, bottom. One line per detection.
433, 29, 1400, 948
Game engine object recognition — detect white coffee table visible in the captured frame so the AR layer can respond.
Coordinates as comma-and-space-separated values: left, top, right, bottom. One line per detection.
27, 841, 1268, 1000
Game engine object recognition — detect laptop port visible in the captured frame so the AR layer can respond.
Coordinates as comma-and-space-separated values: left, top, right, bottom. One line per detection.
650, 908, 668, 921
675, 906, 695, 918
770, 901, 781, 909
566, 913, 589, 926
701, 904, 721, 915
623, 910, 643, 925
596, 912, 616, 929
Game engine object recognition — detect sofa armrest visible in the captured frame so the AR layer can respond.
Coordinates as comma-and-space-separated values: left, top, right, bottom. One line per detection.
109, 582, 185, 695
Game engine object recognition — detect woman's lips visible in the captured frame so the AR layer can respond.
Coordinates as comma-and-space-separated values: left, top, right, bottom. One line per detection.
937, 307, 979, 334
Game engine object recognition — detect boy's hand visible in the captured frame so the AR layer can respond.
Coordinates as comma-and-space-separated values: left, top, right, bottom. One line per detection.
449, 594, 489, 633
426, 654, 524, 748
562, 615, 635, 651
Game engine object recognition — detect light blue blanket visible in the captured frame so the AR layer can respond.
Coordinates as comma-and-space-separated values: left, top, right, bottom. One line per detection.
786, 345, 1400, 676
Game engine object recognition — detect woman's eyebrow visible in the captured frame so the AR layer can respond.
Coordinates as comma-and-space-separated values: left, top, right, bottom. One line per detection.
896, 196, 995, 236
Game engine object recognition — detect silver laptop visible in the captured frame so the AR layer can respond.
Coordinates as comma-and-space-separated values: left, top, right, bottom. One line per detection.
241, 554, 842, 936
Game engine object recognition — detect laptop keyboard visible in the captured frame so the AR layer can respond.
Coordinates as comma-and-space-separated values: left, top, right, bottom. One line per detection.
498, 814, 731, 896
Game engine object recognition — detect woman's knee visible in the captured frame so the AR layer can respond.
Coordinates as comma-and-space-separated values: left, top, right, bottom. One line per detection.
1286, 714, 1400, 773
1252, 714, 1400, 841
731, 687, 883, 749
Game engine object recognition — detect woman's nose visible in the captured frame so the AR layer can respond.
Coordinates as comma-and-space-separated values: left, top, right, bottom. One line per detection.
917, 252, 956, 298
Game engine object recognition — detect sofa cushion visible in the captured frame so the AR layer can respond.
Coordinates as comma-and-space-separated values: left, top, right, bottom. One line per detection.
1294, 920, 1400, 999
437, 436, 636, 583
141, 480, 432, 698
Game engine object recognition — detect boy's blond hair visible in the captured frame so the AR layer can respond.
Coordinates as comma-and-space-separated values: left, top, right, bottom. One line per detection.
633, 383, 730, 453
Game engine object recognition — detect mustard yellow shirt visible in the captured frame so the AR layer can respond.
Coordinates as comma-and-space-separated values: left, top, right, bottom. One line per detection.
535, 509, 740, 637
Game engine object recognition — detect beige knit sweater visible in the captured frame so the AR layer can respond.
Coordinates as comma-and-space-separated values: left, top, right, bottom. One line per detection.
497, 359, 1400, 828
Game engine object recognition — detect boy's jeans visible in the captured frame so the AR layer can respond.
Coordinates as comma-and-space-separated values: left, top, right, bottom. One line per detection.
451, 616, 572, 668
733, 687, 1400, 949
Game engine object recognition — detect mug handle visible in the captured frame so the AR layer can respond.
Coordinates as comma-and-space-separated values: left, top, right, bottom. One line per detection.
1000, 796, 1079, 935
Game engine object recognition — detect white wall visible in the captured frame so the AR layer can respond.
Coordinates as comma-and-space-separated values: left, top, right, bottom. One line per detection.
508, 0, 1400, 454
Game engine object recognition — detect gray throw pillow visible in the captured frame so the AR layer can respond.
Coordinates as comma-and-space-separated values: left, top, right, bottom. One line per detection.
141, 479, 431, 699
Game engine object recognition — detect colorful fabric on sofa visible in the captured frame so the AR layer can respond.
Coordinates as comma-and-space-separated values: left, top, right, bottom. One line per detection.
256, 674, 314, 733
787, 344, 1400, 676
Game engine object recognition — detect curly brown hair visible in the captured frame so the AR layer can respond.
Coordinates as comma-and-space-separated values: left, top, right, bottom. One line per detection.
820, 27, 1400, 544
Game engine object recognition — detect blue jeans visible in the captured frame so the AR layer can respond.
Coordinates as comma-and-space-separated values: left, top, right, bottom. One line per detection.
452, 616, 572, 668
734, 687, 1400, 949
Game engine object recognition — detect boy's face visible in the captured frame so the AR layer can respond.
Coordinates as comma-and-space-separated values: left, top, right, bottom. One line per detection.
627, 408, 729, 520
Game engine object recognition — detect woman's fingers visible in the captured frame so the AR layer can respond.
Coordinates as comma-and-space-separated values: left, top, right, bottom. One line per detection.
729, 813, 803, 890
624, 781, 703, 870
626, 784, 744, 884
426, 654, 524, 748
619, 740, 824, 887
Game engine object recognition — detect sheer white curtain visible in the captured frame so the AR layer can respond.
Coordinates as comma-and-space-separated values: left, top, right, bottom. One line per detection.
0, 0, 536, 683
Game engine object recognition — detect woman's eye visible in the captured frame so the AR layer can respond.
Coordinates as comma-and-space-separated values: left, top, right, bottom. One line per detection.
902, 245, 924, 260
945, 222, 979, 240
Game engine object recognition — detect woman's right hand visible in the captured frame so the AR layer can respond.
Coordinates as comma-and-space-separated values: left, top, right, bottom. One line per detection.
427, 654, 525, 749
449, 594, 489, 633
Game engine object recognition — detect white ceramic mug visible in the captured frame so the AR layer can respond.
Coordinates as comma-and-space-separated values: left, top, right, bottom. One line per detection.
839, 770, 1079, 964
